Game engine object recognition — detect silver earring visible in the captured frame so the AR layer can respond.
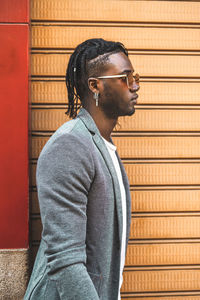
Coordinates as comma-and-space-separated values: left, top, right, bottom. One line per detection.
93, 92, 99, 107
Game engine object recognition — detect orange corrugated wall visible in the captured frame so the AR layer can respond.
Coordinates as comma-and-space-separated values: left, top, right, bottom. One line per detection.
30, 1, 200, 298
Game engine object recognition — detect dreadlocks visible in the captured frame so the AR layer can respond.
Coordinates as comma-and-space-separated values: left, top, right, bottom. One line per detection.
66, 38, 128, 118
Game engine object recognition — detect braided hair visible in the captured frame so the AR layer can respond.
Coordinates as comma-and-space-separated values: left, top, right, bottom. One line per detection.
66, 38, 128, 118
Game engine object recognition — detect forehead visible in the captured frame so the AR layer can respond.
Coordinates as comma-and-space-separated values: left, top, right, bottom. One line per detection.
106, 52, 134, 74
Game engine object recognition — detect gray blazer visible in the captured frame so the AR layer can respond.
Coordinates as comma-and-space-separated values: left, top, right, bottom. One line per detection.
24, 108, 131, 300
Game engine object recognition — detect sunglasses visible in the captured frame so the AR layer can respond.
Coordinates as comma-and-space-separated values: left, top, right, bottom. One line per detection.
96, 73, 140, 88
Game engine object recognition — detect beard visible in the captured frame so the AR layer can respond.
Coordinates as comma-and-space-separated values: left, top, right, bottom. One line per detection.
99, 84, 135, 119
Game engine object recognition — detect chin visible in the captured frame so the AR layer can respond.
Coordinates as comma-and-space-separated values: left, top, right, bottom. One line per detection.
126, 107, 135, 116
118, 108, 135, 118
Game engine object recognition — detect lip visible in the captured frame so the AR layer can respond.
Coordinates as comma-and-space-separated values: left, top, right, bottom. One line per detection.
131, 94, 138, 105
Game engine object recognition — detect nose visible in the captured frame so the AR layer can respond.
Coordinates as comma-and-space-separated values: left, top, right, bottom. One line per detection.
129, 82, 140, 92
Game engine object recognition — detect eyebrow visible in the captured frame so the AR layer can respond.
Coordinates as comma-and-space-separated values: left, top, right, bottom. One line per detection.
121, 69, 134, 74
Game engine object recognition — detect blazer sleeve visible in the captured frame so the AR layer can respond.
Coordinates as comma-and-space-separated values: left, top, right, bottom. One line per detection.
36, 132, 100, 299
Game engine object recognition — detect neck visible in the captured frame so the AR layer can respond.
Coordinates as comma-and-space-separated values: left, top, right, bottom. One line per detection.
83, 103, 118, 141
93, 113, 117, 141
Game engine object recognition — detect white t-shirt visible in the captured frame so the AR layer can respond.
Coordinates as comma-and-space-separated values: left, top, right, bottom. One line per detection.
102, 138, 127, 300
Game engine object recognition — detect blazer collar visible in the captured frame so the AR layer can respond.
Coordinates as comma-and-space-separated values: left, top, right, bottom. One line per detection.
77, 108, 123, 246
77, 108, 100, 135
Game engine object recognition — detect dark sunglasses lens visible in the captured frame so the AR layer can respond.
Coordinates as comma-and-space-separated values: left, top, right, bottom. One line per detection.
135, 73, 140, 83
127, 73, 139, 86
127, 74, 134, 86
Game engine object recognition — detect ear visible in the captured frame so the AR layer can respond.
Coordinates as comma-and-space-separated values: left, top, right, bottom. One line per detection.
88, 77, 99, 94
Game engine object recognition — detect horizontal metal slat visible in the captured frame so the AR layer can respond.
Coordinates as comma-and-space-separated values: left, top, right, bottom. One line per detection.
31, 81, 67, 103
121, 269, 200, 292
30, 161, 200, 186
31, 0, 200, 24
31, 25, 200, 51
126, 242, 200, 266
31, 80, 200, 105
130, 216, 200, 240
31, 81, 200, 105
31, 135, 200, 159
31, 215, 200, 243
28, 240, 200, 269
31, 108, 200, 132
113, 136, 200, 159
131, 189, 200, 212
31, 52, 200, 78
124, 163, 200, 186
30, 189, 200, 214
31, 108, 69, 131
30, 230, 200, 269
121, 295, 200, 300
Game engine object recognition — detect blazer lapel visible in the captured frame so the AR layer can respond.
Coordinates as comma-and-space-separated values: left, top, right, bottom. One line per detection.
92, 133, 123, 247
78, 109, 123, 247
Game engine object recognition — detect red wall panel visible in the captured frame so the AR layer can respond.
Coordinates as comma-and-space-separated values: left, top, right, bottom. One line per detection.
0, 0, 29, 23
0, 24, 29, 248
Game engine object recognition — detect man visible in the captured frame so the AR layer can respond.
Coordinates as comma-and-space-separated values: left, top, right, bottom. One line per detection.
24, 38, 139, 300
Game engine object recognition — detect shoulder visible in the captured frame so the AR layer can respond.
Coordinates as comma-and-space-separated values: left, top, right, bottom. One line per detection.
40, 117, 92, 157
37, 117, 95, 175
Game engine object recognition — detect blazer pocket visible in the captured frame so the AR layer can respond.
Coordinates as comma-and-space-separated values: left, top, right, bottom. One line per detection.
88, 272, 102, 296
